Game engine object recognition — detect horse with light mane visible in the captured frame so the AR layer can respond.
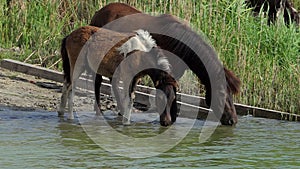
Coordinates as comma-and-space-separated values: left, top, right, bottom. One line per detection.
58, 26, 178, 126
90, 3, 241, 125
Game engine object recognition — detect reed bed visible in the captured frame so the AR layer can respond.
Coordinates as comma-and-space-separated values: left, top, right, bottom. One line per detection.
0, 0, 299, 114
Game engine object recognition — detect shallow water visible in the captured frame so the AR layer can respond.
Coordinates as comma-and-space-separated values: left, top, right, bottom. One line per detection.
0, 108, 299, 168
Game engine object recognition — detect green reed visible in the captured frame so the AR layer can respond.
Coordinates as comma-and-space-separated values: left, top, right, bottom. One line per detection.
0, 0, 299, 114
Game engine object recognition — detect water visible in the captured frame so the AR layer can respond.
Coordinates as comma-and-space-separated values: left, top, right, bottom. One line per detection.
0, 108, 299, 168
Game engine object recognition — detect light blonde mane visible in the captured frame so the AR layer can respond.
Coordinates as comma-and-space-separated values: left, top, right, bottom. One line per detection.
118, 29, 171, 73
117, 29, 157, 57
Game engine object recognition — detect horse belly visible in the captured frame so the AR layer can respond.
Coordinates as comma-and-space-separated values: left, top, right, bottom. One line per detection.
96, 55, 122, 78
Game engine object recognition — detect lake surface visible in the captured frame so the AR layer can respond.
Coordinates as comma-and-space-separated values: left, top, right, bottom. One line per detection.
0, 107, 299, 168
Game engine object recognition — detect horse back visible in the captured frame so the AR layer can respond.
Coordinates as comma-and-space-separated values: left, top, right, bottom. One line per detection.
85, 28, 134, 76
65, 26, 99, 68
90, 2, 141, 27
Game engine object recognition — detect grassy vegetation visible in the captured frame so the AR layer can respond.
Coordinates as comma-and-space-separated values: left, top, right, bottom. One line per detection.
0, 0, 299, 114
291, 0, 300, 9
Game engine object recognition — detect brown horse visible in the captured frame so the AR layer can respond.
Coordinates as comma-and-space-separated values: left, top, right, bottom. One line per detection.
90, 3, 241, 125
58, 26, 178, 126
90, 2, 142, 27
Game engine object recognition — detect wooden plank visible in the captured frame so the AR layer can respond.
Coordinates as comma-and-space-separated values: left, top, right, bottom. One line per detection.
0, 59, 64, 83
75, 77, 211, 120
1, 59, 299, 122
234, 103, 300, 121
178, 101, 210, 120
75, 77, 210, 120
76, 71, 208, 108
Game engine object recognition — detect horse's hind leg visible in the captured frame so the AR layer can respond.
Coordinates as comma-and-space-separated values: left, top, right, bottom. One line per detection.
67, 85, 74, 120
58, 79, 73, 119
58, 80, 69, 117
94, 74, 102, 115
66, 66, 82, 120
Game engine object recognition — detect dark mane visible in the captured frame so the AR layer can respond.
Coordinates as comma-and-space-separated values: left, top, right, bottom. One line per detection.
224, 67, 241, 94
151, 20, 219, 95
151, 19, 241, 103
156, 71, 178, 88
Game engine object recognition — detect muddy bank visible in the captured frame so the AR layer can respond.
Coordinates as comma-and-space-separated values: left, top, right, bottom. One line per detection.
0, 67, 118, 113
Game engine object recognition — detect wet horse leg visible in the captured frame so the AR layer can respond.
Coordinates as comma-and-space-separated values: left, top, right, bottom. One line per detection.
129, 76, 139, 108
58, 79, 70, 117
66, 66, 84, 120
58, 78, 73, 119
67, 85, 74, 119
111, 76, 124, 115
109, 77, 120, 112
122, 76, 139, 125
111, 72, 130, 124
94, 74, 103, 115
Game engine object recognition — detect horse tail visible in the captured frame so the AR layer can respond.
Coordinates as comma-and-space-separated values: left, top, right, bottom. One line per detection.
224, 67, 241, 95
61, 36, 71, 84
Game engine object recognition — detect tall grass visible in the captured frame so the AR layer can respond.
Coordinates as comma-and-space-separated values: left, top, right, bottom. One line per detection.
0, 0, 299, 114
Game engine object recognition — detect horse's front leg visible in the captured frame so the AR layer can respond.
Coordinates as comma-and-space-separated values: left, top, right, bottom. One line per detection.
122, 95, 131, 125
128, 76, 139, 110
122, 76, 139, 125
94, 74, 103, 116
111, 76, 124, 115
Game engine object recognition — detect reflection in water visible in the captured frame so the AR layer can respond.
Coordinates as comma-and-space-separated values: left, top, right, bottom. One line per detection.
0, 108, 299, 168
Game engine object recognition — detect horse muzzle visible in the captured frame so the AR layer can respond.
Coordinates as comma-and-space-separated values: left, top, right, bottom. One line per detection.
220, 118, 237, 126
160, 112, 173, 126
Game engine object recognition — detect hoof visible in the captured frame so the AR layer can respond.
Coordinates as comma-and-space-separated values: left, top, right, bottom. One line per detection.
67, 115, 74, 120
122, 118, 131, 125
94, 104, 103, 116
123, 121, 131, 126
95, 109, 103, 116
57, 111, 64, 117
93, 115, 104, 121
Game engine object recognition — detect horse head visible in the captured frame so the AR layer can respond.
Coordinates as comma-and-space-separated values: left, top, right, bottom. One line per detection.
117, 29, 179, 126
150, 47, 178, 126
222, 68, 241, 125
155, 78, 178, 126
205, 68, 241, 125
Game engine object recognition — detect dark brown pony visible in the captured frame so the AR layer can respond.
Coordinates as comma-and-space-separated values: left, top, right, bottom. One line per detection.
245, 0, 300, 26
58, 26, 178, 126
90, 2, 142, 27
90, 3, 241, 125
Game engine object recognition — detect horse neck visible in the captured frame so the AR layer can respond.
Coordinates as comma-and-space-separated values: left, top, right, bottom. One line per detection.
151, 33, 218, 107
156, 70, 177, 88
152, 34, 211, 87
